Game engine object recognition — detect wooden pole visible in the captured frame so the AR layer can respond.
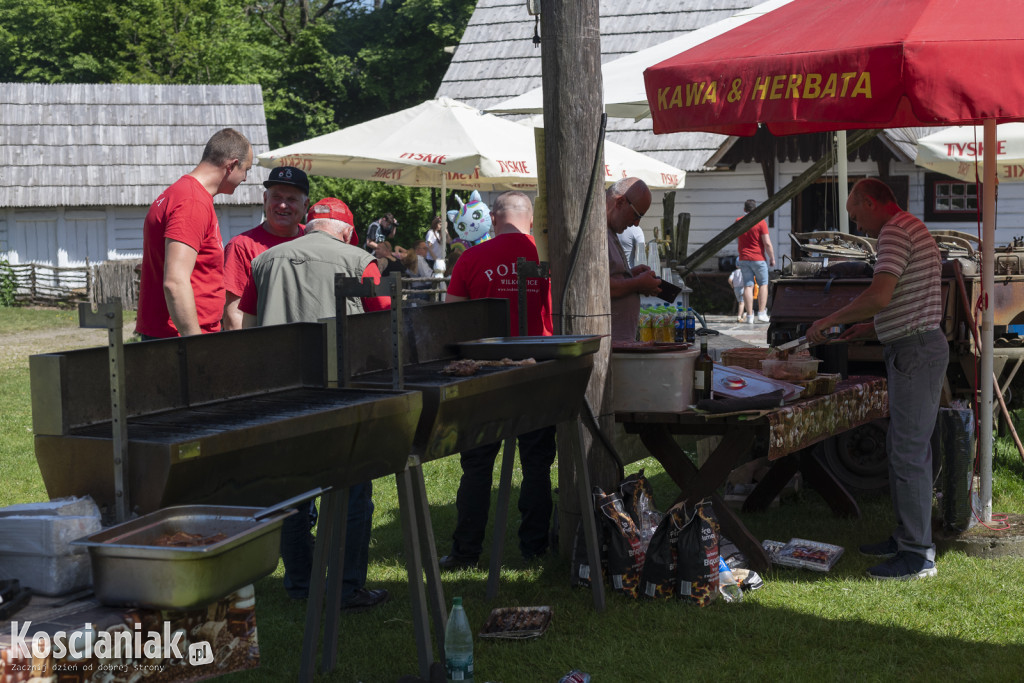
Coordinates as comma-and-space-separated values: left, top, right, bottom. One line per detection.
539, 0, 611, 557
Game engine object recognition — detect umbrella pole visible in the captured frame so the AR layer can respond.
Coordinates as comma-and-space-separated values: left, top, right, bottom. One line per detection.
981, 119, 996, 523
837, 130, 849, 233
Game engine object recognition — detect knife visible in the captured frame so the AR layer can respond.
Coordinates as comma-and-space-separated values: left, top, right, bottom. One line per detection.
774, 325, 843, 356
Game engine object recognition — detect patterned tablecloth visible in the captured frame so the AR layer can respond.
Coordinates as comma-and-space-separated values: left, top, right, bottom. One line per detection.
764, 376, 888, 460
0, 586, 259, 683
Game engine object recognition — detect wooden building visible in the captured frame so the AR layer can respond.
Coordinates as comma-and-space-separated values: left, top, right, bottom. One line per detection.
0, 83, 270, 270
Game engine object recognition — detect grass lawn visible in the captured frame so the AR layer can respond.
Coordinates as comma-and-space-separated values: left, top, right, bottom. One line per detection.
2, 308, 1023, 682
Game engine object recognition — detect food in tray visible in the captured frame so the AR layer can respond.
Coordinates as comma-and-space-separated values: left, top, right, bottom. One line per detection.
765, 538, 844, 571
479, 606, 552, 639
441, 357, 537, 376
759, 357, 821, 381
152, 530, 228, 547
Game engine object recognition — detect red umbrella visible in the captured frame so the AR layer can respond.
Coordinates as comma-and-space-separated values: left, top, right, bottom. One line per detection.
642, 0, 1024, 522
644, 0, 1024, 136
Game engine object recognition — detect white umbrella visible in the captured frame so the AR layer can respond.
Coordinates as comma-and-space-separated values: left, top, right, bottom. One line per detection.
916, 123, 1024, 183
257, 97, 685, 190
487, 0, 794, 119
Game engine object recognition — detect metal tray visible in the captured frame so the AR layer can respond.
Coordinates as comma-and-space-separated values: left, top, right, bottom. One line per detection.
456, 335, 602, 361
72, 505, 294, 609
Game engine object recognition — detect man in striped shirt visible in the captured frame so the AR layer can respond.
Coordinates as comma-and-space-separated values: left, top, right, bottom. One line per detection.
806, 178, 947, 581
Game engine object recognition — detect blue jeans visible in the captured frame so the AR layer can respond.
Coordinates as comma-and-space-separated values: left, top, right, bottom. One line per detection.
449, 426, 557, 561
884, 328, 948, 562
280, 482, 373, 599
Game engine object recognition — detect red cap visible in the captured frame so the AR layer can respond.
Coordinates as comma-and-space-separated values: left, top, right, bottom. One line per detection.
306, 197, 354, 227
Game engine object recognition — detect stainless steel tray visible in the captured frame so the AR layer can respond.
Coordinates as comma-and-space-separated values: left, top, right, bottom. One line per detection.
456, 335, 602, 360
73, 505, 294, 609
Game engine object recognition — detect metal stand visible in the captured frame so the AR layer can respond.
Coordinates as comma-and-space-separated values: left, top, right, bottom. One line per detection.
484, 261, 604, 611
300, 274, 442, 681
77, 301, 130, 523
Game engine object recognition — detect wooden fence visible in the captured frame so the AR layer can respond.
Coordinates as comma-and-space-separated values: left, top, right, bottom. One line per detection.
7, 263, 90, 306
4, 260, 445, 310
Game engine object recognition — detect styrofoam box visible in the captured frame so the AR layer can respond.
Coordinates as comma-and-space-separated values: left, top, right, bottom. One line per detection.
0, 497, 101, 595
611, 349, 698, 413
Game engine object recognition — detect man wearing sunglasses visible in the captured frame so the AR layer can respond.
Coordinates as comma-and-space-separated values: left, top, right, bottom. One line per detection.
607, 177, 662, 341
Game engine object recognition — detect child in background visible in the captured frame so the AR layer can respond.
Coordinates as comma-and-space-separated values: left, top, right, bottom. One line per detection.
728, 267, 746, 323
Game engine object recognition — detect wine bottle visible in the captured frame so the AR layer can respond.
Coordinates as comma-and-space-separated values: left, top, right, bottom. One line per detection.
694, 336, 713, 401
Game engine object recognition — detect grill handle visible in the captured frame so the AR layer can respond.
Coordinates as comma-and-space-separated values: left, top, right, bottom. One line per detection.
253, 487, 328, 521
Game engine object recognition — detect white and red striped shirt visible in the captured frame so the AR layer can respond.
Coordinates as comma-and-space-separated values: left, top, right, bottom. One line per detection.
872, 211, 942, 344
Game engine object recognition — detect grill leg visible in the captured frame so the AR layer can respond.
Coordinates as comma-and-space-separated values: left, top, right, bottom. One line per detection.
321, 488, 350, 672
486, 437, 517, 601
299, 488, 346, 682
409, 457, 447, 663
566, 420, 605, 611
397, 462, 433, 679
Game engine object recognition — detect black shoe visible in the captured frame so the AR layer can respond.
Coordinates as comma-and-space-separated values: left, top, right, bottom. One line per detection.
438, 554, 479, 571
340, 588, 390, 613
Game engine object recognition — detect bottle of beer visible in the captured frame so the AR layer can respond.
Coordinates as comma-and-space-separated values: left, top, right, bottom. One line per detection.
694, 335, 714, 401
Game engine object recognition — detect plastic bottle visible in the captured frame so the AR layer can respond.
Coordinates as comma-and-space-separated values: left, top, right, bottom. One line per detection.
657, 306, 673, 343
684, 307, 696, 344
674, 305, 687, 343
694, 336, 713, 401
445, 596, 474, 682
718, 556, 743, 602
638, 308, 654, 342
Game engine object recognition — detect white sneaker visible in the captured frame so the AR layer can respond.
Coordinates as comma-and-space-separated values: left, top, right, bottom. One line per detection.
757, 311, 770, 323
746, 315, 755, 324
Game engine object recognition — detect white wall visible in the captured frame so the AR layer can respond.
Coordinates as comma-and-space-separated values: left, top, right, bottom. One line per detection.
636, 161, 1024, 273
0, 205, 264, 267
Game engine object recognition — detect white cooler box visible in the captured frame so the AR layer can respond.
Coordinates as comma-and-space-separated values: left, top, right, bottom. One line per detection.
611, 349, 698, 413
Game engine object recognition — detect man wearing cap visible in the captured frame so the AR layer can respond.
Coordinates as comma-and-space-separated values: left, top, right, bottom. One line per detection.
239, 198, 391, 611
365, 213, 398, 253
136, 128, 252, 338
221, 166, 309, 330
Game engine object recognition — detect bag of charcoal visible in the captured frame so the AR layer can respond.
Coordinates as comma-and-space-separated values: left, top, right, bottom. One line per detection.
675, 498, 721, 607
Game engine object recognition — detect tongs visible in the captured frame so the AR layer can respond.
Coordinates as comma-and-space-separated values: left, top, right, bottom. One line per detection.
771, 326, 843, 357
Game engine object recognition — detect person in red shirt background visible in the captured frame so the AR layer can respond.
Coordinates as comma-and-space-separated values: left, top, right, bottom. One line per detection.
736, 198, 776, 324
136, 128, 252, 338
221, 166, 309, 330
440, 191, 555, 570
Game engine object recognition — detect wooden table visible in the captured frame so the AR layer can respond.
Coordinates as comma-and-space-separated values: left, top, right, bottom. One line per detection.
617, 376, 889, 571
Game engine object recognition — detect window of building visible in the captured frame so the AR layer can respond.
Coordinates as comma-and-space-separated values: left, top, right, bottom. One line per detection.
924, 173, 980, 222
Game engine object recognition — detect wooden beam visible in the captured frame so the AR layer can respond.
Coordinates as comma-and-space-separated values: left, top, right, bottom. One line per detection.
540, 0, 614, 556
677, 128, 878, 277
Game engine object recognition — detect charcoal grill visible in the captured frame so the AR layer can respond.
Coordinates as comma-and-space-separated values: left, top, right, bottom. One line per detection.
30, 322, 421, 516
351, 356, 594, 461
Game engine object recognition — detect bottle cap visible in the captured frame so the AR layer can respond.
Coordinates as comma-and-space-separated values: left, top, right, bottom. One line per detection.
453, 596, 462, 606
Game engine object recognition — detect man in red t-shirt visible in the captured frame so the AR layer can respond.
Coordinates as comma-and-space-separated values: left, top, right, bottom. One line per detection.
221, 166, 309, 330
136, 128, 252, 338
736, 198, 776, 324
440, 191, 556, 570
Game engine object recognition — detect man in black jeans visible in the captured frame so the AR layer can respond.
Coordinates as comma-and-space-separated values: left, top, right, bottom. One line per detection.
439, 191, 555, 569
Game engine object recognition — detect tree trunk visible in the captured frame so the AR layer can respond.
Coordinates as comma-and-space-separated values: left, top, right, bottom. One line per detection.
540, 0, 613, 557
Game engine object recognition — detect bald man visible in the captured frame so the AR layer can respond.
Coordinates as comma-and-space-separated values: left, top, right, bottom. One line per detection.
441, 191, 555, 569
606, 178, 662, 341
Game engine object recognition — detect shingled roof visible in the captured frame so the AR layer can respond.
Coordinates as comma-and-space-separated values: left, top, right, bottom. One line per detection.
0, 83, 270, 208
437, 0, 762, 172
